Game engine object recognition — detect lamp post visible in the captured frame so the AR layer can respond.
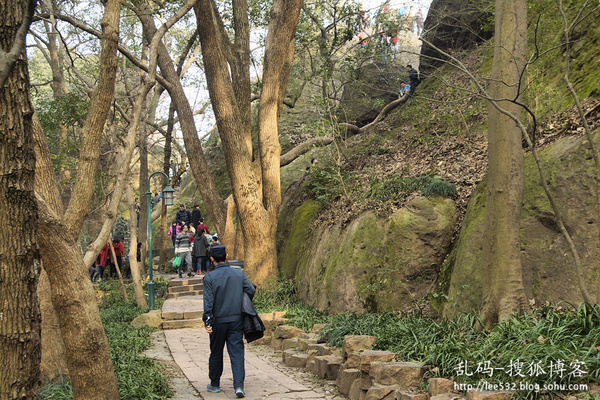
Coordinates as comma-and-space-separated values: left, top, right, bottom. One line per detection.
146, 171, 175, 308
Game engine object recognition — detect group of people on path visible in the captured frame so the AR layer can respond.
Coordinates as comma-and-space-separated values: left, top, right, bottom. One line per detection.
91, 199, 255, 397
356, 1, 425, 53
90, 235, 127, 282
170, 203, 220, 278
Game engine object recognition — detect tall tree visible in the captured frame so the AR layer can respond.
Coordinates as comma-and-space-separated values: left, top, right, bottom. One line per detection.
33, 0, 123, 397
480, 0, 529, 326
0, 0, 41, 397
194, 0, 303, 283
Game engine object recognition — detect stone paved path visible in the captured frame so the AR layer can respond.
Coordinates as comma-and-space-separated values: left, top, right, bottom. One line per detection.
161, 296, 345, 400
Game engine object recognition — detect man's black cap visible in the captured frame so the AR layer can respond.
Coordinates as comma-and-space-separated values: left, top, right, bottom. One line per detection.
211, 245, 226, 257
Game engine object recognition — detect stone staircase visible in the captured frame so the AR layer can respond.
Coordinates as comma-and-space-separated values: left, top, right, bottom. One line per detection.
166, 277, 204, 299
162, 277, 205, 330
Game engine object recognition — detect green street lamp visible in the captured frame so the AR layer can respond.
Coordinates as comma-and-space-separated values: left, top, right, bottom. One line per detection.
146, 171, 175, 308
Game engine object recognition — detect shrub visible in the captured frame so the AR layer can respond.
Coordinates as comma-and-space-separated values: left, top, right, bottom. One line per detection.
369, 175, 457, 202
253, 276, 327, 332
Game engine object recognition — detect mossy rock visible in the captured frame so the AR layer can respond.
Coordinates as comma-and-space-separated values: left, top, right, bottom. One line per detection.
278, 195, 457, 313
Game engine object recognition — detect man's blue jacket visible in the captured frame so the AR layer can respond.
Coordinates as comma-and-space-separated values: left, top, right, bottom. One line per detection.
202, 263, 255, 326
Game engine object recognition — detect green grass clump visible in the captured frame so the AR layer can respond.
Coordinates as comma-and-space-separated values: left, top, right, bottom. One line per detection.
319, 304, 600, 398
38, 376, 73, 400
369, 175, 457, 202
253, 277, 328, 332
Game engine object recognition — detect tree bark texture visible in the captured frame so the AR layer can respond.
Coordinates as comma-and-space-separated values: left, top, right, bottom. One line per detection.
31, 112, 70, 382
194, 0, 302, 284
0, 1, 41, 397
138, 88, 149, 269
481, 0, 529, 326
159, 102, 175, 265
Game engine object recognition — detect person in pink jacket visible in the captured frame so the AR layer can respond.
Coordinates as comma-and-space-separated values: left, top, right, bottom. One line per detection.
168, 221, 181, 247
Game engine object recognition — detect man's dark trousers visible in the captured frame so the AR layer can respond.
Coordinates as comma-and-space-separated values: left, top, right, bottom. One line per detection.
208, 320, 245, 389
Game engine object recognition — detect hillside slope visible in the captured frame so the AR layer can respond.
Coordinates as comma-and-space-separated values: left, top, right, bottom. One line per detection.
276, 0, 600, 314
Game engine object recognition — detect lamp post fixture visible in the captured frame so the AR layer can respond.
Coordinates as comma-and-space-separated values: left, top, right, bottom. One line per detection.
146, 171, 175, 308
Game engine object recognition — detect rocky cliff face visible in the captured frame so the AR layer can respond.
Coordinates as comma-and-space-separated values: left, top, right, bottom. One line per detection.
277, 191, 457, 313
438, 131, 600, 317
420, 0, 493, 78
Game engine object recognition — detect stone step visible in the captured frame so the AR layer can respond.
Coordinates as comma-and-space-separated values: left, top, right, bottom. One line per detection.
166, 290, 203, 299
162, 318, 205, 330
168, 283, 204, 293
169, 277, 204, 287
162, 310, 203, 321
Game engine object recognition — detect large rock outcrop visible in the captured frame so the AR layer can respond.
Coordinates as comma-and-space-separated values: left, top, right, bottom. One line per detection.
439, 131, 600, 317
420, 0, 493, 78
278, 194, 457, 313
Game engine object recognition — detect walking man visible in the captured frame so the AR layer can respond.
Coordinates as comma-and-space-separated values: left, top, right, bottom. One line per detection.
176, 203, 192, 227
202, 245, 255, 398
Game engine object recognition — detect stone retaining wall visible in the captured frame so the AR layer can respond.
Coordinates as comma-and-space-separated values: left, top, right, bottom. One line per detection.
252, 320, 511, 400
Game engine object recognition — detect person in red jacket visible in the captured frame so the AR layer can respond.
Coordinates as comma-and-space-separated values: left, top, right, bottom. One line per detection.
197, 218, 210, 235
97, 240, 112, 280
112, 235, 125, 278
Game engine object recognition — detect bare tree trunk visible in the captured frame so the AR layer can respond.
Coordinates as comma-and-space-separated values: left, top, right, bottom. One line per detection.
36, 199, 119, 399
126, 184, 148, 307
39, 0, 72, 210
480, 0, 529, 326
194, 0, 303, 284
32, 0, 123, 396
0, 1, 41, 396
160, 102, 176, 265
224, 195, 240, 259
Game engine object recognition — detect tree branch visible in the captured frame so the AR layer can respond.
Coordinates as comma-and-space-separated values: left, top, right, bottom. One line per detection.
34, 12, 172, 90
280, 137, 334, 167
0, 0, 38, 89
339, 93, 410, 135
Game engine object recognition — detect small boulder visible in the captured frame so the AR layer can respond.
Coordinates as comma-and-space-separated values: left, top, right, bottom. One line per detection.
131, 310, 162, 328
282, 338, 299, 350
350, 378, 368, 400
307, 343, 334, 356
283, 349, 308, 368
369, 362, 424, 389
315, 355, 344, 380
398, 391, 429, 400
271, 336, 284, 350
338, 368, 361, 395
428, 378, 455, 396
273, 325, 305, 339
348, 350, 396, 369
298, 338, 318, 351
430, 394, 462, 400
366, 385, 397, 400
343, 335, 378, 357
465, 390, 512, 400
